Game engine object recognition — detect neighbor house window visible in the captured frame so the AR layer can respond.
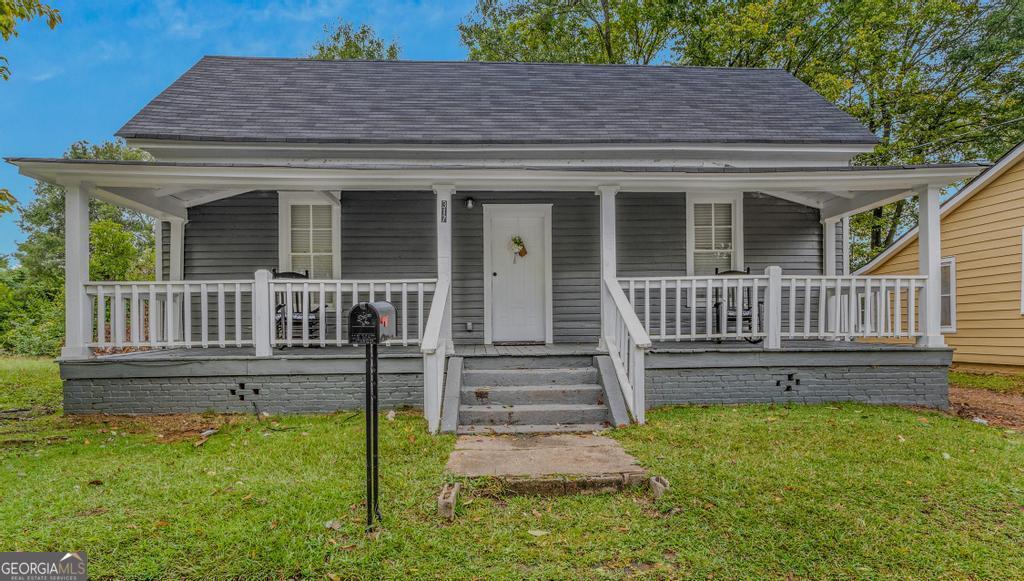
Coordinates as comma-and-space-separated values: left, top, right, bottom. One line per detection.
687, 193, 743, 275
941, 256, 956, 333
278, 194, 341, 278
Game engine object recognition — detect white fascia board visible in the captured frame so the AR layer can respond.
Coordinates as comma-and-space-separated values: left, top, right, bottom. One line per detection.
10, 160, 982, 196
856, 141, 1024, 274
127, 138, 877, 157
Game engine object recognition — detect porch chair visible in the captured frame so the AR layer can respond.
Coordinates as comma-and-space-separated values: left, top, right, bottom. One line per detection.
712, 267, 764, 344
272, 268, 321, 344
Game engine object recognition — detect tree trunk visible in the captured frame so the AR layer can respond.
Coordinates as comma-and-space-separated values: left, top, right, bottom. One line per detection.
883, 199, 905, 247
599, 0, 615, 62
870, 207, 884, 249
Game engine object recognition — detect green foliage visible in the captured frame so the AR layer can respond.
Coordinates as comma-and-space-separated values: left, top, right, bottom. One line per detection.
14, 139, 153, 288
950, 370, 1024, 395
461, 0, 682, 64
310, 19, 400, 60
0, 139, 155, 356
461, 0, 1024, 266
0, 0, 61, 80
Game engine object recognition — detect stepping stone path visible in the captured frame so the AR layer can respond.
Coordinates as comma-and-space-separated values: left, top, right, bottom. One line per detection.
445, 433, 647, 496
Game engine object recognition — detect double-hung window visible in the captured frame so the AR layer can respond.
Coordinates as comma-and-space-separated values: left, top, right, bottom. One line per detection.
687, 193, 743, 275
940, 256, 956, 333
278, 194, 341, 278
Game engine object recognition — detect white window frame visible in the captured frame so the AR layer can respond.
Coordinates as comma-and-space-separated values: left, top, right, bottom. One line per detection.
941, 255, 956, 333
277, 193, 342, 278
685, 192, 744, 276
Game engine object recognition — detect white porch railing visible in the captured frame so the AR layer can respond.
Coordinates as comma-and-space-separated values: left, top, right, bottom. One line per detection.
267, 278, 436, 348
603, 277, 652, 424
85, 280, 255, 349
618, 269, 927, 344
420, 278, 451, 434
619, 275, 770, 342
84, 276, 437, 351
780, 275, 926, 339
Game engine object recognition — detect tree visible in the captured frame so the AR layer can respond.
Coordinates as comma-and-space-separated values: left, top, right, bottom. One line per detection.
15, 140, 154, 288
459, 0, 1024, 268
460, 0, 682, 64
310, 19, 400, 60
0, 139, 155, 356
1, 0, 61, 80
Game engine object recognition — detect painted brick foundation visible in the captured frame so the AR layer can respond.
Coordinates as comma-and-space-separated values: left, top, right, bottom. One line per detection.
646, 365, 948, 409
63, 373, 423, 415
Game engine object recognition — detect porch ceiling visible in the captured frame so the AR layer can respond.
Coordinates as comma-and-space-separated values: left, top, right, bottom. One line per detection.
7, 157, 985, 220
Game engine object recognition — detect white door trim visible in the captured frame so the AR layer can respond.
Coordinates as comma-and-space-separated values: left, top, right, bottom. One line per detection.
483, 204, 554, 345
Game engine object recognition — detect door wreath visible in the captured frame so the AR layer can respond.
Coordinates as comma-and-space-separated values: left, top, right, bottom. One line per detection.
511, 235, 527, 262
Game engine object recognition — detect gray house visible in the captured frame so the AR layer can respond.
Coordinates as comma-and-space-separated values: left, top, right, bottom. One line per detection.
9, 57, 984, 433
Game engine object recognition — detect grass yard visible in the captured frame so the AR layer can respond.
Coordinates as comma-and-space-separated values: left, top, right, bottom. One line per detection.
1, 359, 1023, 578
950, 369, 1024, 396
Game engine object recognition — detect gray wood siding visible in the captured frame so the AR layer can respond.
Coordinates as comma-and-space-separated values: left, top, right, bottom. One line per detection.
617, 192, 686, 276
178, 191, 276, 343
452, 192, 601, 344
743, 192, 823, 275
184, 191, 279, 279
340, 192, 436, 279
173, 189, 838, 345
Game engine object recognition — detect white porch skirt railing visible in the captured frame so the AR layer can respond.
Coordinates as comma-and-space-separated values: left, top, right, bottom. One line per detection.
420, 277, 451, 434
603, 276, 652, 424
618, 269, 927, 344
84, 274, 437, 352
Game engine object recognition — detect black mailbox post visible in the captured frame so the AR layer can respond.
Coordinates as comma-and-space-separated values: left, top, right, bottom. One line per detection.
348, 301, 396, 531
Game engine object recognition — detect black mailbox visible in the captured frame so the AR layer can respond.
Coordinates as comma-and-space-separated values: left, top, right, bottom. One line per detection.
348, 301, 397, 345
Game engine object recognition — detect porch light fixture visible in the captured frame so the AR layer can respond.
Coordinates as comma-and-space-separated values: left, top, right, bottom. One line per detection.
465, 197, 475, 209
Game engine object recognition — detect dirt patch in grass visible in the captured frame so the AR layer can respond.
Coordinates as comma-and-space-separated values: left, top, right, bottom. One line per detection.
950, 387, 1024, 431
66, 413, 250, 443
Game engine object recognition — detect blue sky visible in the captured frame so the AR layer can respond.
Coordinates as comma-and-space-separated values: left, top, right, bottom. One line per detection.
0, 0, 475, 257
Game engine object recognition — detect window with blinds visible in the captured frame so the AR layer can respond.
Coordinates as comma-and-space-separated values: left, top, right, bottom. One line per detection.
691, 202, 735, 275
289, 204, 335, 278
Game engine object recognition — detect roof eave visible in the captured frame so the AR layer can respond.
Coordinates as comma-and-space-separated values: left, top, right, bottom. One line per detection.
856, 140, 1024, 274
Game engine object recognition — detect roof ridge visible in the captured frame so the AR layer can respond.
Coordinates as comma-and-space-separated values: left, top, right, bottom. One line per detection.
198, 55, 789, 72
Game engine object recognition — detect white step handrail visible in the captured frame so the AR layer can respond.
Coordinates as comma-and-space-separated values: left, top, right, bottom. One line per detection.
420, 277, 451, 433
603, 276, 651, 424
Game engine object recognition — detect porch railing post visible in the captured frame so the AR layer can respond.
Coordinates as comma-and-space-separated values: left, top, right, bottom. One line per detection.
764, 266, 782, 350
253, 269, 273, 357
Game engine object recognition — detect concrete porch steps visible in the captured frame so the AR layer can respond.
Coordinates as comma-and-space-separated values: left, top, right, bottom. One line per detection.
456, 423, 608, 435
451, 356, 614, 434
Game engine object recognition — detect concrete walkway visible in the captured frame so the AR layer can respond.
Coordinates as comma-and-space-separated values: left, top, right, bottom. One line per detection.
445, 433, 647, 495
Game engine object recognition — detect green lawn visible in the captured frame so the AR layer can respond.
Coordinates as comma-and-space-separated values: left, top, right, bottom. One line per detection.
1, 359, 1022, 579
950, 369, 1024, 395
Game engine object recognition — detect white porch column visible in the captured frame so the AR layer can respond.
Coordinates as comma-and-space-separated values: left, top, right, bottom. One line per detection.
842, 216, 851, 275
62, 183, 92, 359
168, 218, 185, 280
822, 218, 838, 275
597, 185, 619, 350
917, 184, 945, 348
433, 184, 454, 348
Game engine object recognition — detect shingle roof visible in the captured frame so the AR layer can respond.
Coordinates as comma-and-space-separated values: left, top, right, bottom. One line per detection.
116, 56, 878, 145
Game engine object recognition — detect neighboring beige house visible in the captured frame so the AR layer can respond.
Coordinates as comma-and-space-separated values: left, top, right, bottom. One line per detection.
858, 141, 1024, 371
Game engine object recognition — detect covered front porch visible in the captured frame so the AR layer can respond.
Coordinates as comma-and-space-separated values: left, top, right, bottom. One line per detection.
11, 158, 982, 431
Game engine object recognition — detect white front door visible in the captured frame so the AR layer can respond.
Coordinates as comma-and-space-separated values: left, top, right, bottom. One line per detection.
484, 204, 552, 344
